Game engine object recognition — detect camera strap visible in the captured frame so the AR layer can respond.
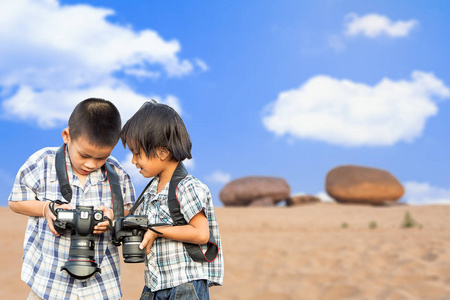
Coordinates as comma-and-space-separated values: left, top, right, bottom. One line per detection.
128, 162, 219, 262
168, 163, 219, 263
55, 144, 125, 220
56, 144, 73, 203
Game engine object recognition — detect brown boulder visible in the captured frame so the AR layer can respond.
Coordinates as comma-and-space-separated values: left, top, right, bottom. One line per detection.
325, 165, 404, 205
286, 195, 321, 206
220, 176, 290, 206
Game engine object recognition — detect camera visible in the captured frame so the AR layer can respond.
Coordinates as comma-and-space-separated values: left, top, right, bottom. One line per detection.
53, 205, 104, 280
112, 215, 148, 263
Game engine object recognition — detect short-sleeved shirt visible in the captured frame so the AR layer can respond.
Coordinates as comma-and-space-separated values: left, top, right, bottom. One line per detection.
141, 174, 224, 292
8, 147, 136, 300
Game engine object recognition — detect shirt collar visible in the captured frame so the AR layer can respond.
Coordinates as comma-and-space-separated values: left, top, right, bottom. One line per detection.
144, 176, 170, 202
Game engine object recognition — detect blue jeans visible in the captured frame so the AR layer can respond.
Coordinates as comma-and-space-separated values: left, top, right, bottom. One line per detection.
139, 280, 209, 300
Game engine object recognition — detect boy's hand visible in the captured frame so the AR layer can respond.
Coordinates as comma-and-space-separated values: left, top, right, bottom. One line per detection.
45, 202, 73, 236
93, 205, 113, 234
139, 229, 159, 255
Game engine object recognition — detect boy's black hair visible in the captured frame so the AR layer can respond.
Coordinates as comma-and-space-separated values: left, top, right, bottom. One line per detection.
121, 100, 192, 161
68, 98, 121, 147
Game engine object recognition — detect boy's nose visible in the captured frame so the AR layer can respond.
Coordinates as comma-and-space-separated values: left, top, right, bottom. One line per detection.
84, 160, 97, 169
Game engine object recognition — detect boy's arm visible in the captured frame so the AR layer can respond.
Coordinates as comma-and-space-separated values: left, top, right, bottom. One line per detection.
9, 200, 73, 236
9, 200, 49, 217
139, 210, 210, 255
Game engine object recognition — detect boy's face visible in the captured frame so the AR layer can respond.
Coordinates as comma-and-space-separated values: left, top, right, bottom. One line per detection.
62, 129, 114, 178
129, 146, 168, 178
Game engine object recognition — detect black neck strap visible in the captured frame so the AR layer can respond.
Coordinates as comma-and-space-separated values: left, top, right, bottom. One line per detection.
168, 162, 188, 225
55, 144, 124, 220
55, 144, 72, 202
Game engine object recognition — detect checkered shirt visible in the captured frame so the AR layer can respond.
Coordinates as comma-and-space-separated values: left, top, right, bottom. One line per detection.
141, 175, 224, 292
8, 147, 136, 300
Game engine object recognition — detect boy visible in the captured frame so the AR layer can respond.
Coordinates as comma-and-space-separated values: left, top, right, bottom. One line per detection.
8, 98, 136, 300
120, 101, 223, 300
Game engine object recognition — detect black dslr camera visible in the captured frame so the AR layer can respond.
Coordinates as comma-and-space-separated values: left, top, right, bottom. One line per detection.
112, 215, 148, 263
53, 206, 104, 280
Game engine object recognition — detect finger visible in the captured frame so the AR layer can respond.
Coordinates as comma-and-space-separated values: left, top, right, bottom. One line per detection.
58, 204, 72, 210
96, 220, 110, 228
47, 218, 60, 236
49, 212, 56, 221
139, 231, 152, 250
146, 243, 151, 255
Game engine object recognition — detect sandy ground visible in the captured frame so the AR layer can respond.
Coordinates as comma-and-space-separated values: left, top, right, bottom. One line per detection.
2, 203, 450, 300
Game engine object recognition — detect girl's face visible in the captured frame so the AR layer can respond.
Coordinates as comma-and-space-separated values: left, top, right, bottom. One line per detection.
62, 129, 113, 178
129, 147, 167, 178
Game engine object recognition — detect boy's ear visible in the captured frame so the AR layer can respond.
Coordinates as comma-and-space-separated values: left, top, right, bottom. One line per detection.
62, 128, 70, 144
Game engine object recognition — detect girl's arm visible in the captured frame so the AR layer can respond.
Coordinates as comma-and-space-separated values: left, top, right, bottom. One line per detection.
139, 210, 210, 255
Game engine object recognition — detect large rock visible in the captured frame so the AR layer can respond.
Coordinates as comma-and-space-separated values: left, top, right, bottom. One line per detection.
220, 176, 290, 206
325, 165, 404, 205
286, 195, 321, 206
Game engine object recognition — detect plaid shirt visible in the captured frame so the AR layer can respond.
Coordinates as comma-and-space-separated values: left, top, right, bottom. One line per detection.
8, 147, 136, 300
142, 175, 224, 292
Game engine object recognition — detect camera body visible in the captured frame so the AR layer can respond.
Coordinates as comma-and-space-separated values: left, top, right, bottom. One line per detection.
112, 215, 148, 263
53, 206, 103, 280
54, 206, 104, 235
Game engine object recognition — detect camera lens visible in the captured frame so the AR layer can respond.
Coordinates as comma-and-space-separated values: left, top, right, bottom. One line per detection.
122, 235, 145, 263
61, 235, 100, 280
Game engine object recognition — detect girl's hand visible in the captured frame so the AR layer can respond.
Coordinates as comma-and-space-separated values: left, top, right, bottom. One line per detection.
139, 229, 159, 255
93, 205, 113, 234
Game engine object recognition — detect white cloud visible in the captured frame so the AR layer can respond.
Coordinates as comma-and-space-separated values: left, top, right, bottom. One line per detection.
195, 59, 209, 72
403, 181, 450, 205
327, 35, 346, 52
262, 71, 450, 147
0, 0, 200, 127
345, 13, 418, 38
316, 192, 335, 203
183, 158, 195, 170
1, 85, 182, 127
205, 170, 231, 185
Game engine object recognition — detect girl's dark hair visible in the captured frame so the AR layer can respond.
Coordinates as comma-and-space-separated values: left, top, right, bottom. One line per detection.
121, 101, 192, 161
68, 98, 121, 147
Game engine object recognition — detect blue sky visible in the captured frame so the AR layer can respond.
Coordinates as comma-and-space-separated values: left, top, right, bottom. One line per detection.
1, 0, 450, 207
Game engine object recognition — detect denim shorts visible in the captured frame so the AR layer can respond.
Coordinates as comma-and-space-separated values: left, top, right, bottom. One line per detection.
139, 280, 209, 300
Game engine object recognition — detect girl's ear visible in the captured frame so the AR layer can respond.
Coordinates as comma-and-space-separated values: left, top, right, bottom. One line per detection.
157, 147, 170, 161
62, 128, 70, 144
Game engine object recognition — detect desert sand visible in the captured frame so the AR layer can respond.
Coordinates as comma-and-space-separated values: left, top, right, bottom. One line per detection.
1, 203, 450, 300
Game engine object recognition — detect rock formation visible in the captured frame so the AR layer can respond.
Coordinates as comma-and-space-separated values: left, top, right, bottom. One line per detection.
220, 176, 290, 206
286, 195, 321, 206
325, 165, 404, 205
